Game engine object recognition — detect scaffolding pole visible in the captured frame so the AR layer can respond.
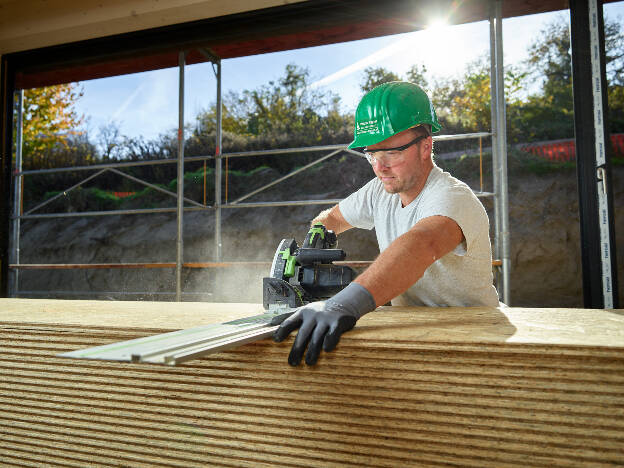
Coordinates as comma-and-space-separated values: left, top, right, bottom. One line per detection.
215, 59, 223, 262
176, 51, 186, 302
10, 90, 23, 297
489, 0, 510, 304
489, 11, 501, 291
494, 0, 511, 305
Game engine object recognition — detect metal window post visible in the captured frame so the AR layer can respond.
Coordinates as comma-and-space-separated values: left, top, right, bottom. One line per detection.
489, 0, 511, 304
10, 90, 23, 297
215, 59, 223, 262
569, 0, 619, 308
176, 51, 186, 302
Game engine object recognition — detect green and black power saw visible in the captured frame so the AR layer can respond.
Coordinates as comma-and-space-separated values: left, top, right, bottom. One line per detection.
263, 223, 357, 311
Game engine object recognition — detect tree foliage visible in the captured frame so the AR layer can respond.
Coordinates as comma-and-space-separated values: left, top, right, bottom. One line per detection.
360, 66, 401, 93
360, 64, 429, 94
191, 64, 353, 172
17, 84, 88, 169
197, 64, 349, 144
430, 57, 525, 139
17, 15, 624, 179
521, 16, 624, 138
405, 64, 429, 90
605, 18, 624, 132
433, 16, 623, 142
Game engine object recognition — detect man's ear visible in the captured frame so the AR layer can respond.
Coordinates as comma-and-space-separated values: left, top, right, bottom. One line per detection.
420, 136, 433, 160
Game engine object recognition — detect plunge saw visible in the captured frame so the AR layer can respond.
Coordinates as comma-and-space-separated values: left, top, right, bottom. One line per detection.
264, 223, 356, 311
60, 224, 356, 366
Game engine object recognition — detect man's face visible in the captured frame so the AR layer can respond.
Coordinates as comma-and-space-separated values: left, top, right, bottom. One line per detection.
366, 128, 432, 197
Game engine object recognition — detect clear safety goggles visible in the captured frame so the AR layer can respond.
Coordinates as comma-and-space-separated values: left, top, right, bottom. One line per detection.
364, 134, 427, 167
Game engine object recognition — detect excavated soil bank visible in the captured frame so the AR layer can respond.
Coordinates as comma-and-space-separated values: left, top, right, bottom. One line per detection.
15, 159, 624, 307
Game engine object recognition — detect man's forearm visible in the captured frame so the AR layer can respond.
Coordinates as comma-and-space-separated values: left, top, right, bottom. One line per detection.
355, 230, 433, 307
311, 205, 353, 234
355, 215, 463, 306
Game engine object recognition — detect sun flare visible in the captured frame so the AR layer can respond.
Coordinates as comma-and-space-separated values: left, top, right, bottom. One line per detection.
426, 19, 449, 33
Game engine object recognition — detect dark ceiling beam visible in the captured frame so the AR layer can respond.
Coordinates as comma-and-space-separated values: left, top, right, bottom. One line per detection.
8, 0, 598, 89
8, 0, 449, 88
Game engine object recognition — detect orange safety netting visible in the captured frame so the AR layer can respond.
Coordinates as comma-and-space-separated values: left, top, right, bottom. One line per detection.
520, 133, 624, 161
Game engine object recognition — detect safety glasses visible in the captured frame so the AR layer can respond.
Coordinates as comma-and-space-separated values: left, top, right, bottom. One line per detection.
364, 134, 427, 167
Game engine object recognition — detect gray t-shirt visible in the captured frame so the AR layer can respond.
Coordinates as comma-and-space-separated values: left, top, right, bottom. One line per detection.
339, 165, 499, 307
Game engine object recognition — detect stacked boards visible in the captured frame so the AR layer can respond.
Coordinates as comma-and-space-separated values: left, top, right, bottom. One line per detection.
1, 298, 623, 467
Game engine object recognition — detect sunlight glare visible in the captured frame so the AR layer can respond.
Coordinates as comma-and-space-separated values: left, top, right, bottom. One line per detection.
426, 18, 449, 33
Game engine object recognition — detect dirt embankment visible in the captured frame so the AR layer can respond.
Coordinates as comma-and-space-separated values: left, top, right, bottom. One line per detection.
15, 159, 624, 307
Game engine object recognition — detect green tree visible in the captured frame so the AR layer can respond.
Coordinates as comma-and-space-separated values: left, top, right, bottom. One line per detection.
521, 16, 624, 139
192, 64, 352, 172
97, 121, 126, 160
17, 83, 86, 167
196, 64, 349, 143
405, 64, 429, 90
521, 19, 574, 140
360, 67, 400, 93
605, 18, 624, 133
430, 57, 524, 137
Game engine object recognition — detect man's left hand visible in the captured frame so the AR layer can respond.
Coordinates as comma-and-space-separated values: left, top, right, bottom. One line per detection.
272, 282, 376, 366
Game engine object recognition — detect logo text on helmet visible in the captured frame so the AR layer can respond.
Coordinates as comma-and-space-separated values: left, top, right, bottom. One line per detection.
356, 119, 380, 135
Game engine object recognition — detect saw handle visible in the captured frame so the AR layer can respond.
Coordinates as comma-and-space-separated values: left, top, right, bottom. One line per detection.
303, 223, 337, 249
296, 248, 346, 265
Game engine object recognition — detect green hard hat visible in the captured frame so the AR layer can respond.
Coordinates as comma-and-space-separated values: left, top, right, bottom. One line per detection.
348, 81, 441, 149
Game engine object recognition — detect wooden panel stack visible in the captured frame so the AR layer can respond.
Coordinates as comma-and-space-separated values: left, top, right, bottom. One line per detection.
1, 299, 623, 467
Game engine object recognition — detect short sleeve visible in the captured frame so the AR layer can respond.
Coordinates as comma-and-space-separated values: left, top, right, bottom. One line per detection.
338, 178, 377, 230
418, 183, 489, 257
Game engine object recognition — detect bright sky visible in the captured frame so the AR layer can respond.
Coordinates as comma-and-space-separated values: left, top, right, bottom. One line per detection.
74, 3, 624, 142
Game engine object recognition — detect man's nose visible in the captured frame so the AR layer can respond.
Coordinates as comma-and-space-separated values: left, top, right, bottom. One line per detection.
373, 159, 391, 169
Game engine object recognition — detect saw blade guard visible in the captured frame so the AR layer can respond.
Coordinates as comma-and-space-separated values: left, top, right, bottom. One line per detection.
269, 238, 298, 279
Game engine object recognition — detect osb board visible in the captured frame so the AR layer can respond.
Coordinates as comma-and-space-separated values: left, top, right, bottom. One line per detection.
0, 298, 264, 329
1, 326, 623, 467
1, 298, 623, 348
1, 299, 624, 467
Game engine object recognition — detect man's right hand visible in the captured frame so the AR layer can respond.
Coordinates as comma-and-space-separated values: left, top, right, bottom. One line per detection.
310, 205, 353, 235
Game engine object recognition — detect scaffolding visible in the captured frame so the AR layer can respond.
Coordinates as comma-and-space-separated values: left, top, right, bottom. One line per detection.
8, 3, 511, 304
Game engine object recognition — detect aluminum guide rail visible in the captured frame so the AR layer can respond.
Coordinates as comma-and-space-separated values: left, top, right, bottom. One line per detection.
59, 311, 283, 366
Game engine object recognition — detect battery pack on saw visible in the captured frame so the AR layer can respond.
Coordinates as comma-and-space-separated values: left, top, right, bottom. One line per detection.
263, 224, 357, 310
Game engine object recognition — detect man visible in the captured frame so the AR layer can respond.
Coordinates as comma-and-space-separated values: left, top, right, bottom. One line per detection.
274, 81, 499, 366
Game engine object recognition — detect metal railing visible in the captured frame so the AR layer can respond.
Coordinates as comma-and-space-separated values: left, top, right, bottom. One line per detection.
9, 131, 497, 299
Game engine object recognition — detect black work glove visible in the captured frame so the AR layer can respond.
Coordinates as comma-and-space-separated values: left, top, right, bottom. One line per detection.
272, 282, 376, 366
